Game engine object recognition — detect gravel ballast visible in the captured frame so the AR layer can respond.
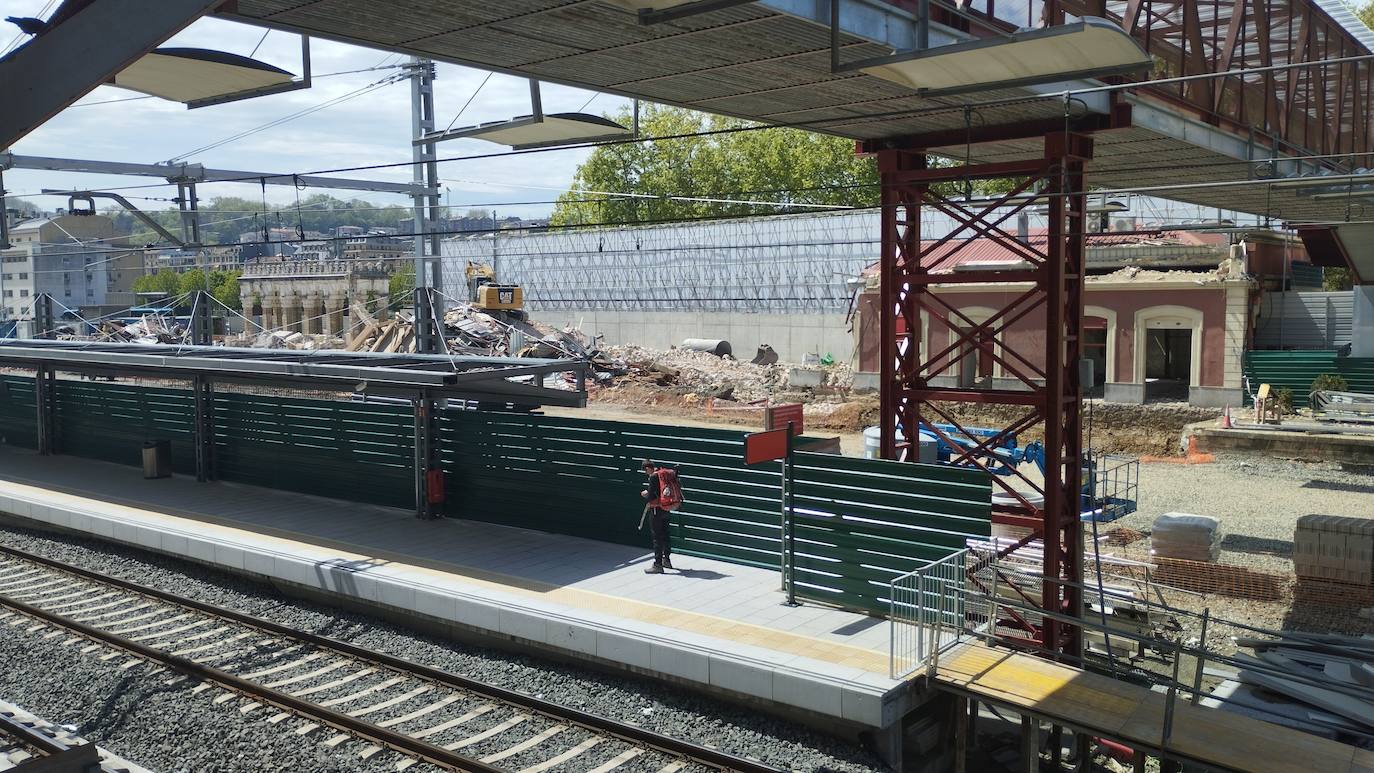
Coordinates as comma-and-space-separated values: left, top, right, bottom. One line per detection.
0, 521, 884, 773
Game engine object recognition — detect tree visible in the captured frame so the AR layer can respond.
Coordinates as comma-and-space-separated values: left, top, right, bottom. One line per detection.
551, 105, 1018, 225
210, 270, 243, 311
551, 105, 879, 225
1360, 1, 1374, 30
131, 269, 182, 298
1324, 267, 1353, 291
390, 268, 415, 304
177, 268, 208, 299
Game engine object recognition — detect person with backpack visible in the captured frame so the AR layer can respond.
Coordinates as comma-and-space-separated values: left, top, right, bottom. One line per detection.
639, 459, 682, 574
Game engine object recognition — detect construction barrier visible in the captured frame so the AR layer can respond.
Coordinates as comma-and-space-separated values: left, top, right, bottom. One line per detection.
0, 377, 993, 615
1242, 350, 1374, 407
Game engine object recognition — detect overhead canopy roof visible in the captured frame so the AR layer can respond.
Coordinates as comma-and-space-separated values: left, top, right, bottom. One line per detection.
112, 47, 294, 103
217, 0, 1373, 225
0, 340, 588, 407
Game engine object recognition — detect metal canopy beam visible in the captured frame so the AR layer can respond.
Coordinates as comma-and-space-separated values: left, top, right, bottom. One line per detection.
1, 153, 425, 196
0, 340, 588, 406
0, 0, 220, 148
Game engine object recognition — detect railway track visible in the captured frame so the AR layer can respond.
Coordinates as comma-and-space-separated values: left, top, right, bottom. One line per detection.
0, 698, 144, 772
0, 544, 783, 773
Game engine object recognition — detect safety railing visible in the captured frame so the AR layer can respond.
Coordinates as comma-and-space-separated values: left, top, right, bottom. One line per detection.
1084, 452, 1139, 522
929, 550, 1374, 755
889, 549, 969, 679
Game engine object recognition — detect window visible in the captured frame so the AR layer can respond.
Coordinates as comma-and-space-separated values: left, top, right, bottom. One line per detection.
2, 290, 10, 298
19, 289, 28, 297
1, 274, 9, 280
18, 273, 26, 280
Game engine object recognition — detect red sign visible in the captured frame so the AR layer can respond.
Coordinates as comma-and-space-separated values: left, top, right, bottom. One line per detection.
766, 403, 804, 436
744, 428, 791, 465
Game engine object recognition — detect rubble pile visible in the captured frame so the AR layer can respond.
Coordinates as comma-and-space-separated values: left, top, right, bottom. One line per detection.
95, 315, 186, 345
599, 344, 784, 402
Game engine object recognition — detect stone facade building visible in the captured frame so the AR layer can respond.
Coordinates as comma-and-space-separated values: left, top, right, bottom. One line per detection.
238, 259, 393, 337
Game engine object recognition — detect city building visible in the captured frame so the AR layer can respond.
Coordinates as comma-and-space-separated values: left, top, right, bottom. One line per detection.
852, 228, 1321, 407
1, 211, 142, 323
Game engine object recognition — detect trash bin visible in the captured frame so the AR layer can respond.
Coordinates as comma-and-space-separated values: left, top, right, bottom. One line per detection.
142, 439, 171, 479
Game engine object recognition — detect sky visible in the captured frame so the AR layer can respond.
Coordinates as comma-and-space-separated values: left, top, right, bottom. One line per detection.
0, 1, 632, 225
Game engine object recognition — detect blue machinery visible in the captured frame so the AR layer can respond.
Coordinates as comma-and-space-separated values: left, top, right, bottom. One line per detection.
920, 422, 1139, 523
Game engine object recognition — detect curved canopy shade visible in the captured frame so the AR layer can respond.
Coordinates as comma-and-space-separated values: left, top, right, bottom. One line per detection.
860, 18, 1150, 96
437, 113, 633, 150
112, 47, 294, 103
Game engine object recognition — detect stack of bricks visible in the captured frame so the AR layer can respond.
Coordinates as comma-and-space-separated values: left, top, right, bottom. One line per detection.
1294, 514, 1374, 585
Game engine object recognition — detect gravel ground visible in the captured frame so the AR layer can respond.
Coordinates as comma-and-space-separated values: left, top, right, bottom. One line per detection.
0, 625, 409, 773
1113, 454, 1374, 575
0, 521, 885, 773
1100, 453, 1374, 646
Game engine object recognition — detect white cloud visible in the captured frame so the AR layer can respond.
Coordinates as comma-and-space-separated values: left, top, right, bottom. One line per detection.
1, 1, 629, 220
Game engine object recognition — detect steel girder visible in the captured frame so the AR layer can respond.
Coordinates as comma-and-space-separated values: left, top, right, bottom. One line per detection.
875, 132, 1091, 659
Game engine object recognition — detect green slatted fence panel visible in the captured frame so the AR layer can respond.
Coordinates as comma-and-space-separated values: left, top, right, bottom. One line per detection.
214, 393, 413, 508
0, 375, 37, 449
441, 410, 783, 552
788, 453, 992, 615
1243, 351, 1374, 407
53, 380, 197, 473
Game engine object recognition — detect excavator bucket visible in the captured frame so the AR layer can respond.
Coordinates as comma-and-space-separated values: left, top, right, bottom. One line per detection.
750, 344, 778, 366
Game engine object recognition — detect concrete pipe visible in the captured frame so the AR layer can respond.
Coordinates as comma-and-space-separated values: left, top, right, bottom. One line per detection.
681, 339, 733, 357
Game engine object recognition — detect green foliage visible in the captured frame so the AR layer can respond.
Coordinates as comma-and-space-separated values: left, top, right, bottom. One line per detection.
551, 105, 1017, 226
389, 268, 415, 304
1323, 267, 1353, 291
131, 270, 182, 297
130, 268, 239, 310
1276, 387, 1294, 414
1360, 1, 1374, 30
1312, 373, 1350, 393
210, 270, 243, 311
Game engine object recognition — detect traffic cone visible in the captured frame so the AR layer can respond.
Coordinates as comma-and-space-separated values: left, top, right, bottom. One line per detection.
1219, 404, 1233, 429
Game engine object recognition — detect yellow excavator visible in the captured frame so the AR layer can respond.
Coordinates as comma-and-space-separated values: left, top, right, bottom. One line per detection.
465, 261, 525, 320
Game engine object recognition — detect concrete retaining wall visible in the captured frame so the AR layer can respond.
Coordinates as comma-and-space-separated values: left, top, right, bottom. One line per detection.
532, 310, 855, 364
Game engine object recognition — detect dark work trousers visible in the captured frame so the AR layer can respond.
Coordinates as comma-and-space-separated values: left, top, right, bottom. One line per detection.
649, 508, 671, 566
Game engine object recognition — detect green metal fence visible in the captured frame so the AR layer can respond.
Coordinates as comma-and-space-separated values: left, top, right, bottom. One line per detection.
789, 454, 990, 614
0, 375, 37, 450
0, 377, 994, 615
1243, 351, 1374, 407
214, 393, 414, 508
441, 410, 993, 614
54, 380, 197, 475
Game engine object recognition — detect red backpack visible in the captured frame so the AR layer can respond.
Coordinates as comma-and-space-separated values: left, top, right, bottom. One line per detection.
652, 468, 684, 511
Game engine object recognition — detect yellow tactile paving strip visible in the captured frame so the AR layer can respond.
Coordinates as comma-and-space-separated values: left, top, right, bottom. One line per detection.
940, 642, 1364, 773
0, 477, 893, 677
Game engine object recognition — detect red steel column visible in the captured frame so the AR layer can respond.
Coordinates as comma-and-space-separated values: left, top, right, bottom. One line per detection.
871, 132, 1092, 660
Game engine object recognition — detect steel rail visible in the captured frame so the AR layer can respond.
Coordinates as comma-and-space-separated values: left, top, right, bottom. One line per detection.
0, 544, 782, 773
0, 589, 505, 773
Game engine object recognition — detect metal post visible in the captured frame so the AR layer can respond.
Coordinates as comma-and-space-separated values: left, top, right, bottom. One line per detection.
34, 292, 54, 340
192, 374, 215, 482
1020, 714, 1038, 773
784, 421, 797, 605
953, 695, 968, 773
34, 364, 55, 456
191, 290, 213, 346
187, 181, 201, 245
1191, 607, 1210, 700
0, 167, 11, 251
412, 389, 441, 519
408, 56, 442, 354
1162, 640, 1183, 765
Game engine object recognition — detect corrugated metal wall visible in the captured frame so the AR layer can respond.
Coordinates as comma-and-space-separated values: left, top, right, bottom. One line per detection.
0, 378, 992, 615
1243, 351, 1374, 406
1253, 291, 1353, 349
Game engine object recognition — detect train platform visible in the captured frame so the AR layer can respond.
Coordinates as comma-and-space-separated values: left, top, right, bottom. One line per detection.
0, 447, 912, 733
